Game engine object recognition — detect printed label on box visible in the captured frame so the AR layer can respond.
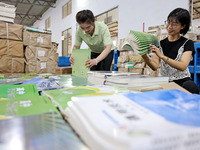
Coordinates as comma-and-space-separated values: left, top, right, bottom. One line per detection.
41, 62, 46, 69
38, 50, 45, 57
37, 37, 43, 43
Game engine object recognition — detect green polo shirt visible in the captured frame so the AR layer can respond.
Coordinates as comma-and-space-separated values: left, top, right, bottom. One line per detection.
74, 21, 113, 53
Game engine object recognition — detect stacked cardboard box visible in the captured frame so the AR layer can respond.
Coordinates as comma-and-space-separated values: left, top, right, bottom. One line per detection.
147, 25, 167, 41
143, 53, 161, 77
24, 30, 57, 74
0, 21, 24, 73
117, 50, 145, 74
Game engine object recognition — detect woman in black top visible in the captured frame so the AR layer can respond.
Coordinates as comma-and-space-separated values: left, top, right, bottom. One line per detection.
142, 8, 199, 94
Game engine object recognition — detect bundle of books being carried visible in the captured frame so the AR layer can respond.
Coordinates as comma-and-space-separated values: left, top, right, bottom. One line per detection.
122, 30, 159, 55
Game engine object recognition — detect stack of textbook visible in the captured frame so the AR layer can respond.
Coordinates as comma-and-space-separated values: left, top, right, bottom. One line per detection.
87, 71, 138, 85
105, 74, 169, 90
65, 89, 200, 150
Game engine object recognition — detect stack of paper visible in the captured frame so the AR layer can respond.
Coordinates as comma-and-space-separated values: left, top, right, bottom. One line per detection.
0, 2, 16, 23
87, 71, 138, 85
65, 89, 200, 150
105, 74, 169, 90
122, 30, 158, 55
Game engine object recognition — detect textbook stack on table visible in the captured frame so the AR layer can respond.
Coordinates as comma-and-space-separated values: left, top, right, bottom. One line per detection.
105, 74, 169, 91
65, 89, 200, 150
87, 71, 139, 85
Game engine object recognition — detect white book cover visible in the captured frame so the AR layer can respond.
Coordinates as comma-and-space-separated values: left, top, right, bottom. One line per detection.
66, 89, 200, 150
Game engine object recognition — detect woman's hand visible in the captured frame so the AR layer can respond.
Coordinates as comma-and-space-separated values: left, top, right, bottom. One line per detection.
85, 59, 98, 68
149, 44, 163, 58
69, 56, 74, 64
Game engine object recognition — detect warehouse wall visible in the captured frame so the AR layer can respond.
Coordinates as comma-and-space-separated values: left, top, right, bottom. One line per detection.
34, 0, 189, 56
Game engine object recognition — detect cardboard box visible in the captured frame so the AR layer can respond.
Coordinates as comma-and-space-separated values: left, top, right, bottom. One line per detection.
51, 42, 58, 52
0, 21, 23, 41
23, 30, 52, 48
25, 46, 50, 60
25, 58, 56, 74
0, 55, 24, 73
54, 53, 59, 62
129, 68, 143, 74
55, 66, 72, 74
0, 39, 23, 57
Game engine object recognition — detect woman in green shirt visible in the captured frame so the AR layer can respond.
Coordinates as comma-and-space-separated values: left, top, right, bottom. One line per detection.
69, 9, 114, 71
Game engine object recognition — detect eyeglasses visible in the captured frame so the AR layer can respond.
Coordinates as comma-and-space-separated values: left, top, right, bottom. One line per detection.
164, 20, 180, 28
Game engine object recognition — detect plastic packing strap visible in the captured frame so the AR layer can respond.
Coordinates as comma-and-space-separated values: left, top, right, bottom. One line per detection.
29, 32, 32, 45
6, 22, 8, 39
11, 57, 14, 73
7, 39, 9, 56
36, 60, 38, 73
6, 23, 10, 56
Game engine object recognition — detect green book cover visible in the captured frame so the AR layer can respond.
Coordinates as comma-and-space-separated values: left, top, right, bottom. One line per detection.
72, 49, 91, 78
42, 86, 99, 110
0, 95, 59, 118
0, 84, 39, 99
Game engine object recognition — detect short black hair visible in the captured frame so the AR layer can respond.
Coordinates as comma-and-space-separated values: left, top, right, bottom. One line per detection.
167, 8, 191, 35
76, 9, 95, 24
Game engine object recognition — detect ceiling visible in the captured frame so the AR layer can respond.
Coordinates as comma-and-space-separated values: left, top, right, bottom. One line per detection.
193, 0, 200, 19
0, 0, 57, 26
0, 0, 199, 27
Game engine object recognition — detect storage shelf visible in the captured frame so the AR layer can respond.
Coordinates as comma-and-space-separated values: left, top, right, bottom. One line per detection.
189, 42, 200, 88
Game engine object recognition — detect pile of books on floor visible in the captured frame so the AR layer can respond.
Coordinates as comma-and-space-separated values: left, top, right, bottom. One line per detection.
0, 2, 16, 23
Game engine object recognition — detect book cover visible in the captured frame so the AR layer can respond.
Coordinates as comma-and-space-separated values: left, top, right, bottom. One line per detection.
22, 77, 62, 91
0, 95, 59, 118
0, 111, 89, 150
0, 83, 39, 99
65, 89, 200, 150
50, 75, 90, 87
42, 86, 101, 111
72, 49, 91, 78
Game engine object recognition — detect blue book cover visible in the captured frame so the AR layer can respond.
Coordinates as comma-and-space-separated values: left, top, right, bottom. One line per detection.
124, 89, 200, 126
